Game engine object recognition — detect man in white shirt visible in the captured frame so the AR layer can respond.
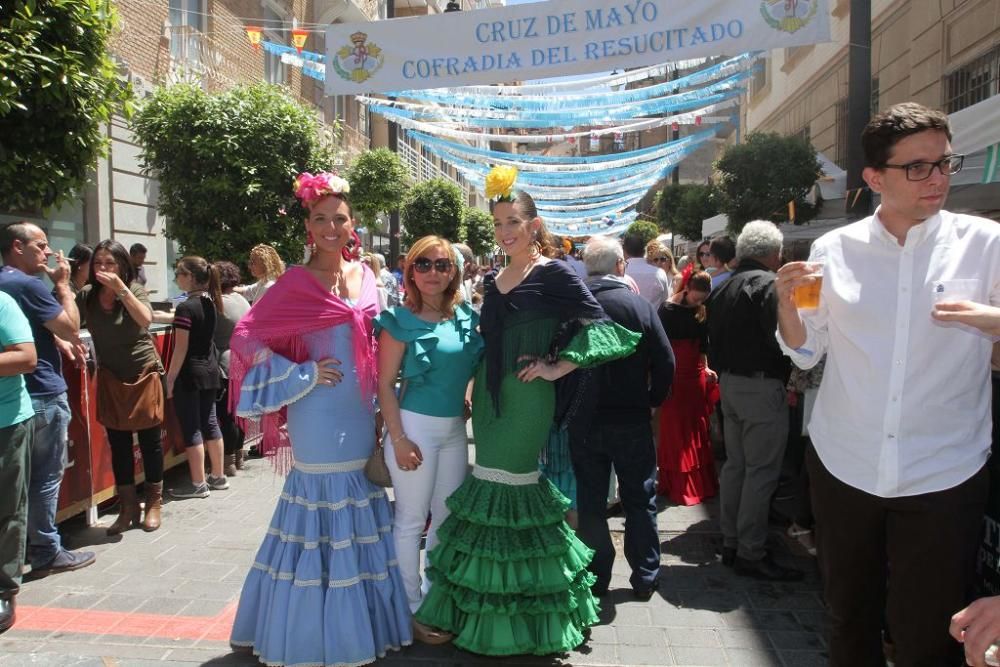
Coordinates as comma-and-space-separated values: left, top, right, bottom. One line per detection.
623, 233, 669, 306
775, 102, 1000, 667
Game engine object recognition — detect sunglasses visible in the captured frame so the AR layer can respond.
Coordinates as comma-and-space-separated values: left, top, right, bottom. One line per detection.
412, 257, 454, 274
651, 256, 671, 264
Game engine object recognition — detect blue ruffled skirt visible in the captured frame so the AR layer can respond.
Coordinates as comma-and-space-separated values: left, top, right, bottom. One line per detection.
230, 465, 412, 666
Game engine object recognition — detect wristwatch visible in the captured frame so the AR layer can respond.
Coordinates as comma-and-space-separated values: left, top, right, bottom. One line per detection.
117, 286, 129, 299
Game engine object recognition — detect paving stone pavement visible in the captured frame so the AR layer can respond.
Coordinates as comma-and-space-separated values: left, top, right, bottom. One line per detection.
0, 448, 827, 666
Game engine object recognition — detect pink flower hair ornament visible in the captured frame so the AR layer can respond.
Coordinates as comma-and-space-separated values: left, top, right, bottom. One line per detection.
293, 171, 351, 207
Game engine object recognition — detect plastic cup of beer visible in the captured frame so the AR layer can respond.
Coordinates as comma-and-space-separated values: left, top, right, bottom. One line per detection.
793, 262, 824, 310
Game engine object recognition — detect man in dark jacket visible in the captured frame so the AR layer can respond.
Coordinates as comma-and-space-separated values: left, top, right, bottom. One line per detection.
707, 220, 799, 582
573, 236, 675, 600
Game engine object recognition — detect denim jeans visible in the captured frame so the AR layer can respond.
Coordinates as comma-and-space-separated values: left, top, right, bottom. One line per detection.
28, 392, 70, 568
571, 419, 659, 594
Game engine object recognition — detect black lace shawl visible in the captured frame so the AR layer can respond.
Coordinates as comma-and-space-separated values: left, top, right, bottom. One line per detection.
480, 261, 606, 424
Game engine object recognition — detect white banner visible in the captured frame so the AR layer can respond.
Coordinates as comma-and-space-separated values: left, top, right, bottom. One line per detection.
325, 0, 830, 95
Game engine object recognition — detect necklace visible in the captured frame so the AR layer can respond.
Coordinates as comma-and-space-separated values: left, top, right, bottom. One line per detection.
423, 301, 447, 320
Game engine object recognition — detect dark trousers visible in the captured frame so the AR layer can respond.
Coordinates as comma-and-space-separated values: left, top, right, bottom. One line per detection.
571, 420, 659, 593
807, 447, 988, 667
0, 418, 33, 599
107, 426, 163, 486
216, 386, 244, 456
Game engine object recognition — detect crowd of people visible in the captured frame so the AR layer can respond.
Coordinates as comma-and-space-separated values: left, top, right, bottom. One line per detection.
1, 101, 1000, 667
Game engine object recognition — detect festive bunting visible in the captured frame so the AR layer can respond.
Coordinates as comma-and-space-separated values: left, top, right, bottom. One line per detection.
384, 52, 758, 110
291, 28, 309, 54
246, 26, 262, 50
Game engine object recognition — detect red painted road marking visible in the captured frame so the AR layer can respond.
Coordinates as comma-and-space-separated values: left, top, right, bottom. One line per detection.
14, 602, 238, 642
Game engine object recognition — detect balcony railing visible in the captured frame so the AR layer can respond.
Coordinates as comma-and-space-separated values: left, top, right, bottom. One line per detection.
398, 139, 473, 202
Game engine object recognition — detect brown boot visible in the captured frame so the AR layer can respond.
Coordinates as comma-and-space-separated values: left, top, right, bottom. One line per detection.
234, 448, 245, 470
224, 453, 237, 477
142, 482, 163, 532
107, 485, 141, 535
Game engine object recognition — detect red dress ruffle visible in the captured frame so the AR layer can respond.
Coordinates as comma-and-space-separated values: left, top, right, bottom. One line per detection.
657, 338, 719, 505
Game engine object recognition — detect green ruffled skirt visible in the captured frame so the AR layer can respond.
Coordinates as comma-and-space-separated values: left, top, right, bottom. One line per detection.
413, 474, 599, 655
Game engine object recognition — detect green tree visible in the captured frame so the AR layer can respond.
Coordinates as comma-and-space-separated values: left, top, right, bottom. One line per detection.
462, 207, 495, 257
625, 220, 660, 247
346, 147, 409, 228
655, 183, 719, 241
131, 82, 334, 264
715, 132, 821, 233
0, 0, 133, 211
400, 178, 465, 247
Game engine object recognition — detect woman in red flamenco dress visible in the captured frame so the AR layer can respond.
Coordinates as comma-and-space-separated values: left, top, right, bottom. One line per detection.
656, 270, 719, 505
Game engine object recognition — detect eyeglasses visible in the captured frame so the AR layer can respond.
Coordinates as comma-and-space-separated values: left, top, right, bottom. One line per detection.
882, 154, 964, 181
651, 257, 671, 264
412, 258, 454, 274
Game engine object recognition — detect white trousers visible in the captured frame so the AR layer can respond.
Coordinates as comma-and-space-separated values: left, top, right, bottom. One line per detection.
384, 409, 469, 613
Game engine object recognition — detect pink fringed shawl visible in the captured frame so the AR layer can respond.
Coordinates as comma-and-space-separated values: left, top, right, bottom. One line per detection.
228, 264, 378, 465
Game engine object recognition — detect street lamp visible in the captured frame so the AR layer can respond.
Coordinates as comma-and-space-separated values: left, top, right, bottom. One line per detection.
444, 1, 461, 11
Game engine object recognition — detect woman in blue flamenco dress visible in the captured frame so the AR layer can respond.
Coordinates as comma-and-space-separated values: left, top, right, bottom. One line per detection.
227, 172, 411, 666
413, 171, 640, 656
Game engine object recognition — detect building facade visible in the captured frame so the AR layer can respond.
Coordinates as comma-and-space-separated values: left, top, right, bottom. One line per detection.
744, 0, 1000, 169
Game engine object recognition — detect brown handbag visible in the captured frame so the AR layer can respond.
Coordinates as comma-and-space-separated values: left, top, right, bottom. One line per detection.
96, 366, 165, 431
366, 380, 408, 488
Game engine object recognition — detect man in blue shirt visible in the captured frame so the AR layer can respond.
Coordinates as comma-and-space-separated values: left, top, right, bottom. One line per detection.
0, 222, 94, 579
0, 292, 37, 634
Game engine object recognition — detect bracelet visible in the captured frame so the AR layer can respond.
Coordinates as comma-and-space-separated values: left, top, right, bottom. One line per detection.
391, 433, 408, 443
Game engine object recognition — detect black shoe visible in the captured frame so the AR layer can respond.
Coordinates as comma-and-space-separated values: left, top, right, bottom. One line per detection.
718, 546, 736, 567
0, 597, 14, 634
633, 579, 659, 601
734, 555, 803, 582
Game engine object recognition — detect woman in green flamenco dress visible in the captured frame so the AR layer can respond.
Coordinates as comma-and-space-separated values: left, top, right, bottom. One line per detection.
414, 168, 640, 656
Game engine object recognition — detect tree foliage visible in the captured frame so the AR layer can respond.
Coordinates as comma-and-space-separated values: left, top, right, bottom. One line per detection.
625, 220, 660, 247
131, 82, 334, 264
400, 178, 465, 247
462, 207, 495, 257
715, 132, 821, 233
0, 0, 133, 211
346, 147, 409, 227
655, 183, 719, 241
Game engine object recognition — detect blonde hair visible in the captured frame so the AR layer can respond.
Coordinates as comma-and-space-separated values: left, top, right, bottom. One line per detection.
249, 244, 285, 281
646, 240, 679, 278
403, 236, 463, 318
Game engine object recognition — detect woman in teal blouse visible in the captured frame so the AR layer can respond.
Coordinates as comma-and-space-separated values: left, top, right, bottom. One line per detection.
374, 235, 483, 645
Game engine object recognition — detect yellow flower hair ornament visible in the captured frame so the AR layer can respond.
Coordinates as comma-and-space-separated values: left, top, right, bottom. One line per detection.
485, 165, 518, 202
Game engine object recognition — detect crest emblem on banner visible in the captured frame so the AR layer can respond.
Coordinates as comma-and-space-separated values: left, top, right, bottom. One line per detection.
333, 32, 384, 83
760, 0, 819, 33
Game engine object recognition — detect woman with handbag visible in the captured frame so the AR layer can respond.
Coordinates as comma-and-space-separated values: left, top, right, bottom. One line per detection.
165, 256, 226, 499
77, 240, 165, 534
374, 235, 483, 644
227, 172, 411, 666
